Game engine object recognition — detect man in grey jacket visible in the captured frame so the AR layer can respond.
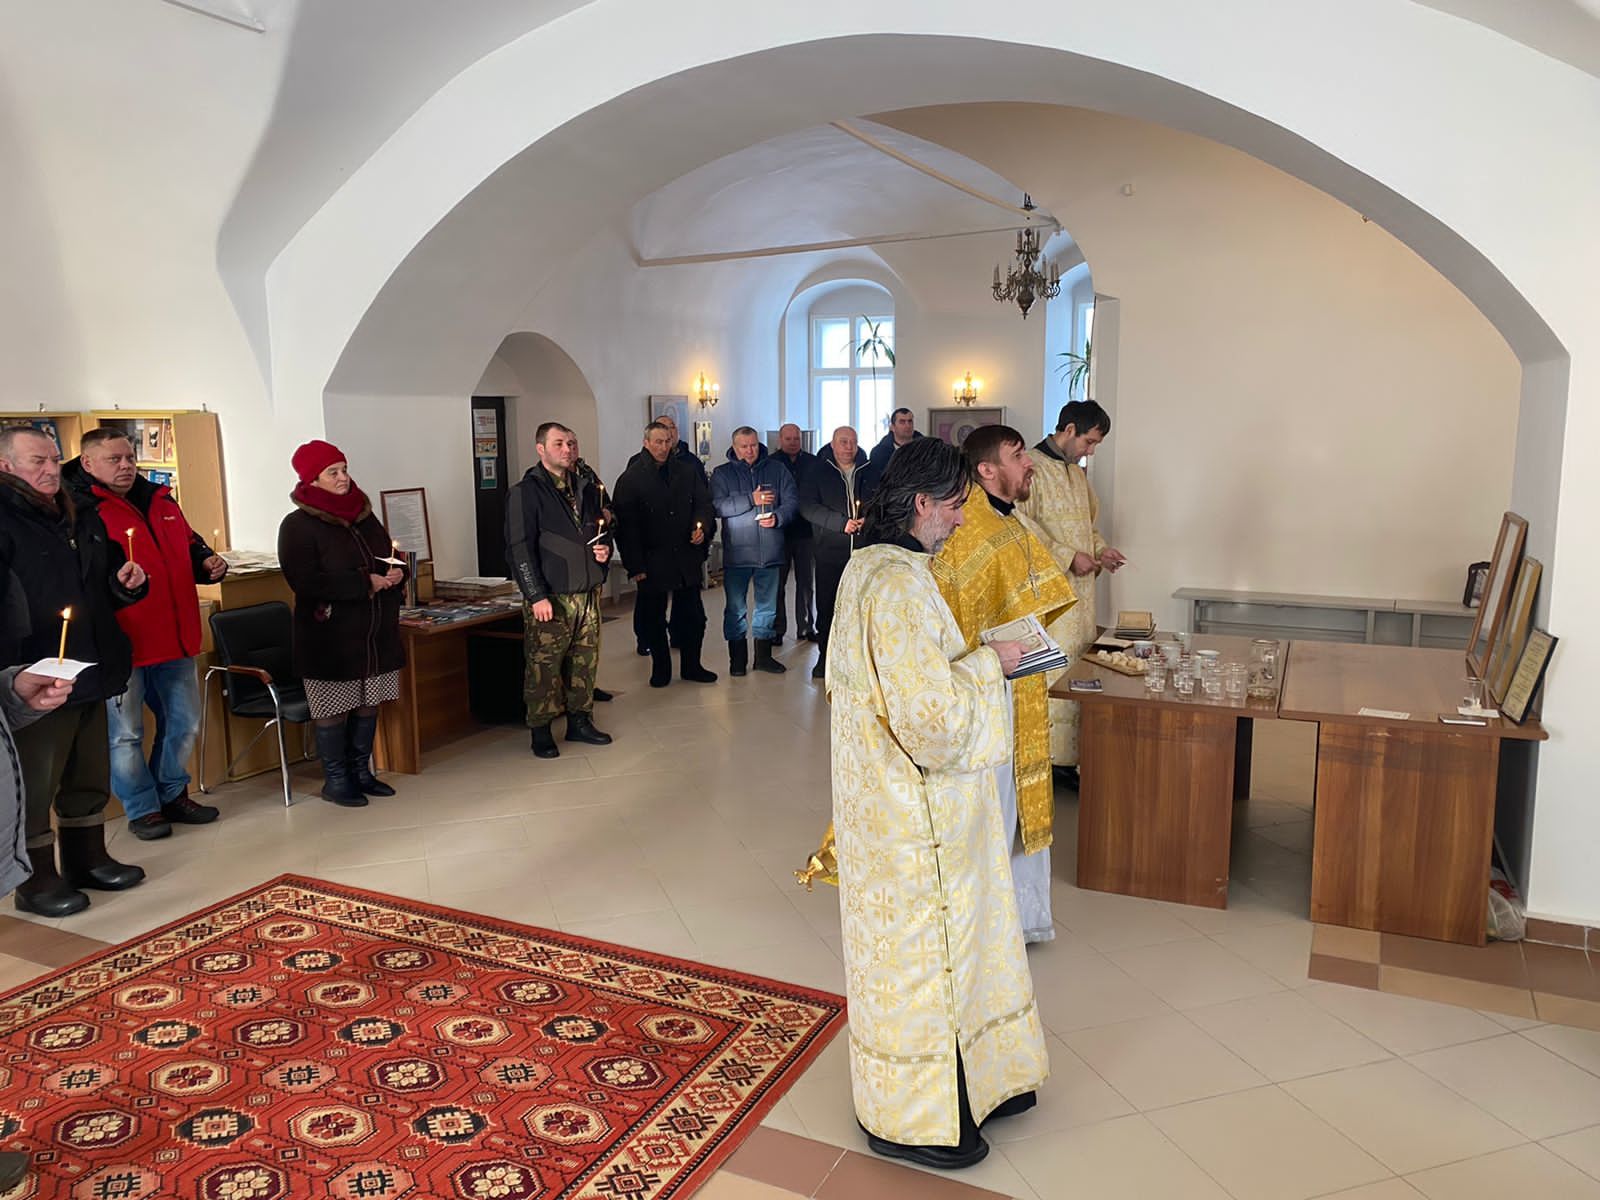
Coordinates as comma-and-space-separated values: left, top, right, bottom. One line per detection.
0, 661, 76, 1191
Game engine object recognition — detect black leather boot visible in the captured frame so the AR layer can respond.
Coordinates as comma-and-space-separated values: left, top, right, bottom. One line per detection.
59, 825, 146, 891
530, 724, 559, 758
593, 687, 614, 702
314, 722, 368, 806
753, 639, 787, 674
680, 640, 717, 684
729, 639, 748, 677
13, 844, 89, 916
649, 639, 673, 688
346, 711, 396, 796
565, 713, 612, 745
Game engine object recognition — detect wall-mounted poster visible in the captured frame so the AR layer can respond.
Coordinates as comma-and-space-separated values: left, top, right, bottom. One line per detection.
648, 395, 690, 443
478, 458, 498, 489
927, 406, 1007, 447
380, 488, 433, 562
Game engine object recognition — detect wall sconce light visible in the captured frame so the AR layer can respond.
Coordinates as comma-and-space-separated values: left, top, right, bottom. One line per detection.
695, 371, 720, 407
952, 372, 982, 406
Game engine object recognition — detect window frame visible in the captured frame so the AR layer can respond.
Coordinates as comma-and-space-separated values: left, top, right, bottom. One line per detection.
809, 313, 895, 439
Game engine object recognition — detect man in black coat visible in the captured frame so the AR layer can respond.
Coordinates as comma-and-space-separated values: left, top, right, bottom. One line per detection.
0, 426, 149, 917
798, 425, 880, 679
624, 414, 702, 656
506, 422, 614, 759
770, 423, 817, 645
867, 407, 923, 473
613, 421, 717, 688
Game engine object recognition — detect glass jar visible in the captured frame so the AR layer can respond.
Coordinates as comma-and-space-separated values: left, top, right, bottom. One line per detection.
1247, 639, 1280, 700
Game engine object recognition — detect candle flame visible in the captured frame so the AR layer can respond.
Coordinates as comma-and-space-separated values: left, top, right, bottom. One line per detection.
61, 607, 71, 620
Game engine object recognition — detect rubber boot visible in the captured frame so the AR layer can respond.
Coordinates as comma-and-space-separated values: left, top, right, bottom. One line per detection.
347, 711, 396, 796
728, 639, 748, 677
565, 713, 612, 745
59, 825, 145, 891
753, 639, 787, 674
13, 844, 89, 916
314, 722, 368, 806
680, 639, 718, 683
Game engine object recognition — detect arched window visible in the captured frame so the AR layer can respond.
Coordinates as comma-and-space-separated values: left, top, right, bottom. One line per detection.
792, 282, 894, 441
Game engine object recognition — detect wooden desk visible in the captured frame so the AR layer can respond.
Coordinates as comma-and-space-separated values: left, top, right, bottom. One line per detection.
1051, 634, 1282, 909
1281, 642, 1546, 945
374, 605, 522, 774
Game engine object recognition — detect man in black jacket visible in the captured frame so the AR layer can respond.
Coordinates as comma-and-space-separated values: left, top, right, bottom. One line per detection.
867, 407, 923, 473
624, 414, 702, 656
770, 424, 817, 645
613, 422, 717, 688
506, 423, 613, 759
798, 426, 880, 679
0, 426, 149, 917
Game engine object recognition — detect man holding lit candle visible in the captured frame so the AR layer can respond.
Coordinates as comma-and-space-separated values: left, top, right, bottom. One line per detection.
0, 426, 149, 917
67, 429, 228, 841
711, 427, 797, 676
798, 426, 880, 680
505, 423, 614, 759
613, 421, 717, 688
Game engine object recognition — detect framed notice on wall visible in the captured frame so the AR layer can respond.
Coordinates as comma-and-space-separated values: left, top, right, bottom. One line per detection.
380, 488, 433, 563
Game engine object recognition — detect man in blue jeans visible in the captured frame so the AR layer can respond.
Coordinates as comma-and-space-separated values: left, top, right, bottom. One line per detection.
67, 430, 228, 840
711, 427, 797, 676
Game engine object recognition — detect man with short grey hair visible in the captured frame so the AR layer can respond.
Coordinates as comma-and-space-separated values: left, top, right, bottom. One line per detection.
710, 426, 796, 675
770, 423, 817, 645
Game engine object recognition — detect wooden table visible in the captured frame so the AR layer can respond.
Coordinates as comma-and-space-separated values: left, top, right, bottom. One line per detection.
1280, 641, 1545, 945
374, 605, 522, 774
1051, 634, 1282, 909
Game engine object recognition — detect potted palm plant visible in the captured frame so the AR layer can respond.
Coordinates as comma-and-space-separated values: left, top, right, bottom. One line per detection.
1055, 337, 1092, 399
857, 316, 896, 429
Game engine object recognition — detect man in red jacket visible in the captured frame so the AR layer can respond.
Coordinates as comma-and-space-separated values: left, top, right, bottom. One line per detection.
69, 430, 229, 839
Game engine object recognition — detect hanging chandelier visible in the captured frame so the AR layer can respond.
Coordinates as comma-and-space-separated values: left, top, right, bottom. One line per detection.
991, 195, 1060, 319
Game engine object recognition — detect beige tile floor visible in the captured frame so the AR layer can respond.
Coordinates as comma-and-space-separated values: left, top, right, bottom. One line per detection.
8, 618, 1600, 1200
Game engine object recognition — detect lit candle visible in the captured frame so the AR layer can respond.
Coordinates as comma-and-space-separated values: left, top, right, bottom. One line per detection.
57, 607, 71, 662
211, 528, 220, 548
125, 527, 136, 559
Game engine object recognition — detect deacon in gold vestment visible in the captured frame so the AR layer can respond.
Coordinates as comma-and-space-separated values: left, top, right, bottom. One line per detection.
1015, 401, 1125, 771
827, 438, 1048, 1168
928, 427, 1074, 943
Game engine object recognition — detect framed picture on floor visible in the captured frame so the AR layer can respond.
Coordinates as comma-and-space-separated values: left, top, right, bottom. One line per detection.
1466, 511, 1527, 682
647, 395, 690, 442
928, 406, 1005, 447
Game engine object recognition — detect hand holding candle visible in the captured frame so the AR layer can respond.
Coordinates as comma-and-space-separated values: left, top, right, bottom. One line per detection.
125, 526, 136, 559
690, 519, 705, 546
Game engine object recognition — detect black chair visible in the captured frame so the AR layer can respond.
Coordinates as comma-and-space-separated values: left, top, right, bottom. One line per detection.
198, 602, 313, 807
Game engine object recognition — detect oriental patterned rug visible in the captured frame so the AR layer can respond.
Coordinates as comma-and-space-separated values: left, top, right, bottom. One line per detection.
0, 875, 845, 1200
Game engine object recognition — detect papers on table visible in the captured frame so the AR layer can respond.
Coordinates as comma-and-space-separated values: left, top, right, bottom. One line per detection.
1357, 706, 1412, 720
25, 658, 94, 681
980, 615, 1069, 680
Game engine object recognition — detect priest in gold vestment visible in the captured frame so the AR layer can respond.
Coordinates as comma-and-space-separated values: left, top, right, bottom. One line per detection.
827, 438, 1049, 1168
1015, 401, 1125, 776
929, 426, 1074, 943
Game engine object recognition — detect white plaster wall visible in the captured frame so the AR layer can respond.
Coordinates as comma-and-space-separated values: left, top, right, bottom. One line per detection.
883, 104, 1521, 633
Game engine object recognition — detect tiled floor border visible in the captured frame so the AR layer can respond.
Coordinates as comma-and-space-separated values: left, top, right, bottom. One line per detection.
1310, 922, 1600, 1030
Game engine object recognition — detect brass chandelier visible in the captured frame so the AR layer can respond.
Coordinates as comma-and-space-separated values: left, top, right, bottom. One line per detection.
991, 195, 1060, 319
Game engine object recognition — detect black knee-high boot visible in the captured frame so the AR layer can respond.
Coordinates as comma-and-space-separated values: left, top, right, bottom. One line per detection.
13, 844, 89, 916
59, 825, 145, 891
346, 711, 395, 796
315, 722, 367, 807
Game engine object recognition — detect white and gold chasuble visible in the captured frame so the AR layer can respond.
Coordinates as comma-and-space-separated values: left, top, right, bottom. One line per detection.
827, 543, 1049, 1145
1016, 446, 1106, 767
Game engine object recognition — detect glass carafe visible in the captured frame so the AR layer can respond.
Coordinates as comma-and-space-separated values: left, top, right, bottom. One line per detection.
1247, 639, 1280, 700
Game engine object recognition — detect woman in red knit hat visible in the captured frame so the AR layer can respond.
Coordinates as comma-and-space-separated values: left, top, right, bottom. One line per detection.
277, 440, 406, 807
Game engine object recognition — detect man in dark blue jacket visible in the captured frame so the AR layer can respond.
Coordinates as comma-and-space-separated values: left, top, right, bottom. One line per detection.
710, 427, 796, 676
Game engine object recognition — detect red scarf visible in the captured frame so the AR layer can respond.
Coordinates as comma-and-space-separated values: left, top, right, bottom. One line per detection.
291, 480, 370, 524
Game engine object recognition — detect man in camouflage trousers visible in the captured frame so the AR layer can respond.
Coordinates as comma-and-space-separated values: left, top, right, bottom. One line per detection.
506, 423, 614, 759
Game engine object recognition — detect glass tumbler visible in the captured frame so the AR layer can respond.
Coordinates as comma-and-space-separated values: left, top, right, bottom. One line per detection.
1224, 664, 1247, 703
1174, 667, 1197, 697
1144, 663, 1168, 696
1463, 677, 1485, 711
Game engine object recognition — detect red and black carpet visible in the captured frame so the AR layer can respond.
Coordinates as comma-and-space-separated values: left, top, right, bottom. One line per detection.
0, 875, 845, 1199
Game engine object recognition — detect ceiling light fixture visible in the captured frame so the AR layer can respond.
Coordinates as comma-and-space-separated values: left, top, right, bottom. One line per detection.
991, 195, 1060, 319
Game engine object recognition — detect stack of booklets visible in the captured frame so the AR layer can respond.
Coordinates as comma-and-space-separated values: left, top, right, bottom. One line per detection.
434, 576, 518, 602
979, 615, 1070, 679
1113, 609, 1156, 639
